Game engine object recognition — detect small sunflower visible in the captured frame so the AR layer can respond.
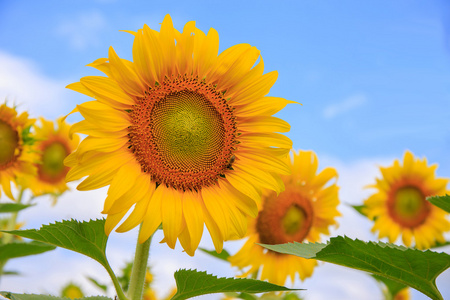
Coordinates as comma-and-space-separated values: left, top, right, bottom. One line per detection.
23, 117, 79, 199
228, 150, 340, 285
61, 283, 84, 299
65, 15, 296, 256
0, 103, 35, 200
393, 288, 410, 300
363, 151, 450, 249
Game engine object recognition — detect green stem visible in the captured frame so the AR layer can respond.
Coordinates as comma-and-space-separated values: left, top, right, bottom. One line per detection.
128, 225, 153, 300
3, 188, 24, 245
104, 262, 128, 300
0, 187, 25, 280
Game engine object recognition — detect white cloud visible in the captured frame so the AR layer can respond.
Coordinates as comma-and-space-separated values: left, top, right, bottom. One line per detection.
0, 51, 69, 118
323, 93, 367, 119
56, 11, 107, 51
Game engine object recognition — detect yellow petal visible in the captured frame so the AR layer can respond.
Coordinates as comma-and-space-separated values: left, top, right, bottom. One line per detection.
138, 192, 163, 244
238, 116, 290, 133
160, 185, 183, 249
238, 132, 293, 150
116, 200, 148, 232
182, 190, 204, 252
105, 210, 128, 235
108, 46, 144, 96
80, 76, 135, 107
225, 171, 261, 202
234, 96, 299, 117
103, 162, 144, 213
199, 194, 224, 253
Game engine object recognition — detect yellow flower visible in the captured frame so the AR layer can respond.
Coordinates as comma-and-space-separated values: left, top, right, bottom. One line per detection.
65, 15, 295, 255
363, 151, 450, 249
393, 288, 410, 300
228, 150, 340, 285
61, 283, 84, 299
23, 117, 79, 199
143, 288, 158, 300
0, 103, 35, 200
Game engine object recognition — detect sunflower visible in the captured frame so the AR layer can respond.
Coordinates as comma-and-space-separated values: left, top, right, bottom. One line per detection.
61, 283, 84, 299
393, 288, 410, 300
0, 103, 35, 200
363, 151, 450, 249
228, 150, 340, 285
65, 15, 296, 255
23, 117, 79, 199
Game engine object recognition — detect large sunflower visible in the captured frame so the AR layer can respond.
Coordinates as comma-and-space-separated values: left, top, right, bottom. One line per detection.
23, 117, 79, 199
228, 150, 340, 285
65, 15, 296, 255
0, 103, 35, 200
363, 151, 450, 249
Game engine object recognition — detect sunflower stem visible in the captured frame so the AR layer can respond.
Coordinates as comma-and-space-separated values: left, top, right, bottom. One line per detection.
0, 187, 25, 282
128, 224, 153, 300
104, 262, 128, 300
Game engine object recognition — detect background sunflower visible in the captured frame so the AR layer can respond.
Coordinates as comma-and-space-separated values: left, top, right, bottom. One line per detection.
0, 103, 35, 200
229, 150, 340, 285
21, 117, 80, 201
363, 151, 450, 249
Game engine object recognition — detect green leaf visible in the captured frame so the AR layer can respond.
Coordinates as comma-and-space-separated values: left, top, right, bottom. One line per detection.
431, 240, 450, 249
199, 247, 231, 262
86, 277, 108, 292
371, 274, 407, 298
0, 203, 34, 213
171, 269, 302, 300
260, 236, 450, 300
0, 293, 112, 300
21, 126, 36, 146
427, 194, 450, 213
2, 270, 20, 276
349, 204, 367, 217
3, 219, 109, 267
3, 219, 128, 300
0, 241, 55, 260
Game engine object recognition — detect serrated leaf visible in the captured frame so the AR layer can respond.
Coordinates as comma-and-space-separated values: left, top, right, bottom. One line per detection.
0, 241, 55, 260
199, 247, 230, 262
3, 219, 108, 267
371, 274, 407, 298
0, 293, 112, 300
260, 236, 450, 300
171, 269, 302, 300
0, 203, 34, 213
427, 195, 450, 213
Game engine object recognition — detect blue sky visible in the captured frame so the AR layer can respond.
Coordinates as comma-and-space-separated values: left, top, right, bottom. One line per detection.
1, 1, 450, 299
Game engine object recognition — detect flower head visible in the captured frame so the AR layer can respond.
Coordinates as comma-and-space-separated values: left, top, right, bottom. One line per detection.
228, 150, 340, 285
0, 103, 35, 199
22, 117, 79, 200
66, 15, 295, 255
61, 283, 84, 299
363, 151, 450, 249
